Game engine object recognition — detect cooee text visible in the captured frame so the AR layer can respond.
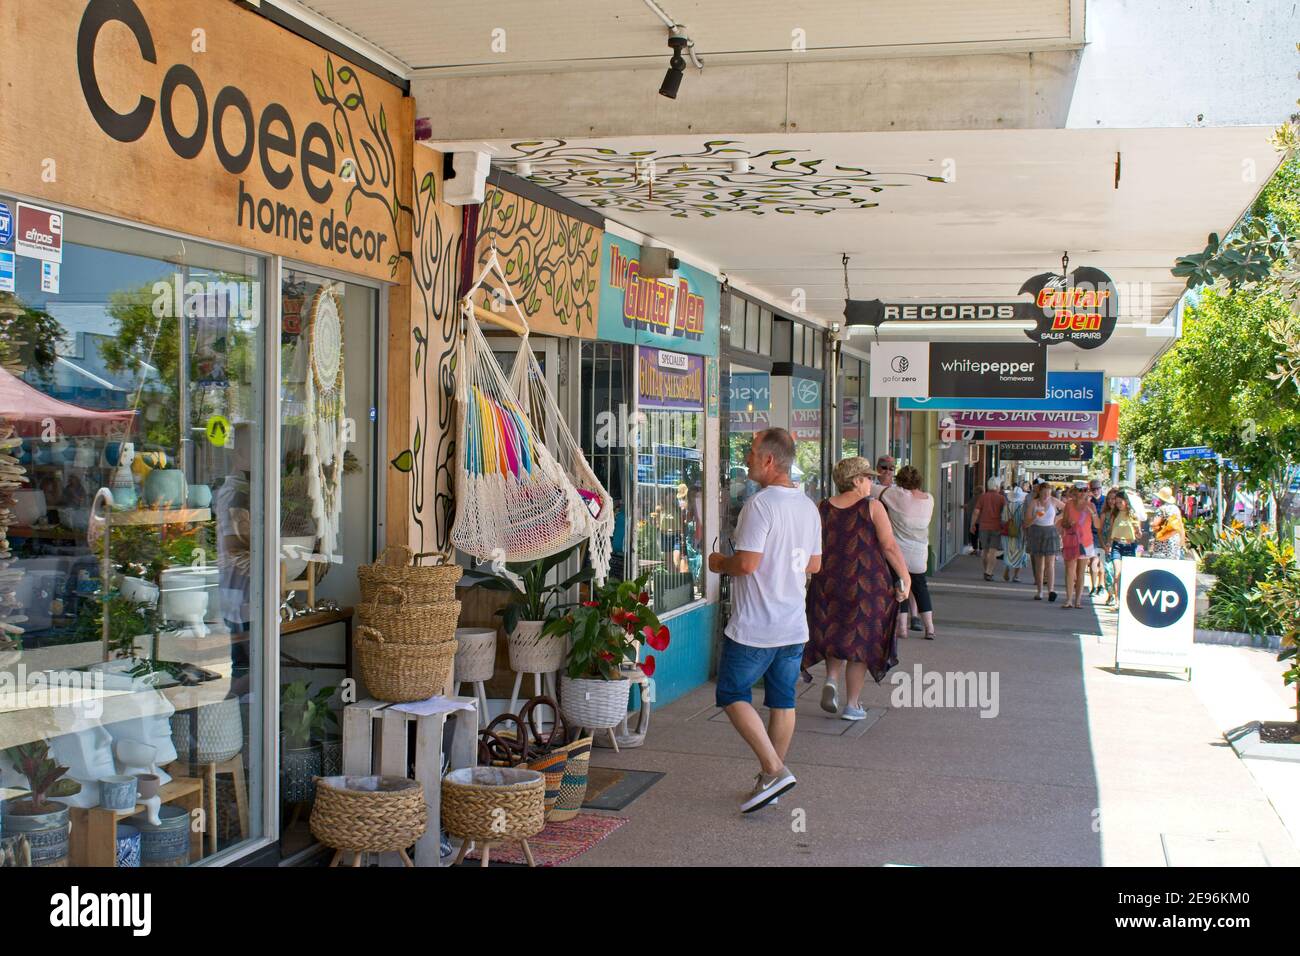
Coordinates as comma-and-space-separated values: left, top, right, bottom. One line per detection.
76, 0, 387, 263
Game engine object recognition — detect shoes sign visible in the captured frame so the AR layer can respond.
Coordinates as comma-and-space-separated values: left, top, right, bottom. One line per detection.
845, 266, 1118, 349
1114, 557, 1196, 678
869, 341, 1047, 399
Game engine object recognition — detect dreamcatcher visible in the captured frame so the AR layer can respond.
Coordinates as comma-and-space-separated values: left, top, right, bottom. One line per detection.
304, 285, 346, 561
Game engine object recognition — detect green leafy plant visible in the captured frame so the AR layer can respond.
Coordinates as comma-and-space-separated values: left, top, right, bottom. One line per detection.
281, 681, 338, 750
1254, 544, 1300, 719
460, 544, 592, 636
544, 572, 669, 680
3, 739, 82, 813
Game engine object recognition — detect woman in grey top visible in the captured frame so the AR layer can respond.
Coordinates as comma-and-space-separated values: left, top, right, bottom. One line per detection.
880, 466, 937, 639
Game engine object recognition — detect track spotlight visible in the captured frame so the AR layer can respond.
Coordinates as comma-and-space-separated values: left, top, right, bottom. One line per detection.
516, 161, 533, 177
731, 158, 750, 174
659, 34, 689, 99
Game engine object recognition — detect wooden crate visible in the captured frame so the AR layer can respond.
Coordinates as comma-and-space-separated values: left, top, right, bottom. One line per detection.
341, 697, 478, 867
67, 775, 204, 867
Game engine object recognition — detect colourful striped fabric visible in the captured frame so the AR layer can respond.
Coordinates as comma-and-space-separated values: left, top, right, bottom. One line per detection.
466, 385, 537, 479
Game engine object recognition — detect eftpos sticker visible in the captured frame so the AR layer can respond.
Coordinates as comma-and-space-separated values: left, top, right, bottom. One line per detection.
0, 251, 14, 293
0, 202, 12, 247
40, 260, 59, 294
16, 203, 62, 262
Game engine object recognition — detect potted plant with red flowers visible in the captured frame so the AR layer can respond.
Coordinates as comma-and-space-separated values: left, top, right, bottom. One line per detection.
544, 572, 669, 732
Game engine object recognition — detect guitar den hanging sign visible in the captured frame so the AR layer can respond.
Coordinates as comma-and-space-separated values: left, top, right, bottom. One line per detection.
843, 252, 1119, 349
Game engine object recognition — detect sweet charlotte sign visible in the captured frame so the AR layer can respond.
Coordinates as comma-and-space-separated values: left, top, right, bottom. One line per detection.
845, 265, 1119, 349
1, 0, 410, 281
599, 235, 720, 356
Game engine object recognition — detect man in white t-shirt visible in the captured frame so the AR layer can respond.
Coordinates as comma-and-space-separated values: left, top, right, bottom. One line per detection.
708, 428, 822, 813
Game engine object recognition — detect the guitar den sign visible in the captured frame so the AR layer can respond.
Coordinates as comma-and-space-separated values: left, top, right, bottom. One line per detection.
844, 255, 1119, 349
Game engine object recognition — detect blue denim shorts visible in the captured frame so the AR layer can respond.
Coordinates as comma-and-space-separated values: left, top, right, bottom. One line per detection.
715, 638, 804, 710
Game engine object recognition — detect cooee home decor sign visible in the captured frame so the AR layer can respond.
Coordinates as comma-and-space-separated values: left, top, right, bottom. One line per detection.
1, 0, 406, 281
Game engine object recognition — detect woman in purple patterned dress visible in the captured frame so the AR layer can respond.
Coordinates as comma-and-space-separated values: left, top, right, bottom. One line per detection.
804, 457, 912, 721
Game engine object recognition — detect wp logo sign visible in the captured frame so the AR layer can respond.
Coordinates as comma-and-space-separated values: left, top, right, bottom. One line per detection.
1125, 569, 1187, 628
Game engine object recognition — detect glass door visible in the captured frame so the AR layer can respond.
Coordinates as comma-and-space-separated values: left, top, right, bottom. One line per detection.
277, 268, 377, 859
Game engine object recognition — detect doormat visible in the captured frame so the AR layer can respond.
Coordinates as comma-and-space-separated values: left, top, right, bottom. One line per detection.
463, 813, 628, 866
582, 767, 665, 811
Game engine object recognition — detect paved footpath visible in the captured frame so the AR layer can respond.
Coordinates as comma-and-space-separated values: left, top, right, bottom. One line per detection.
571, 554, 1300, 866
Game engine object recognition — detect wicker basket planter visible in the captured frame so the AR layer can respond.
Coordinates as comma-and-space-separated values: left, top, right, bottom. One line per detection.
310, 775, 428, 867
355, 626, 457, 702
454, 627, 497, 683
507, 620, 566, 673
560, 676, 631, 730
358, 545, 462, 605
356, 585, 460, 646
442, 767, 545, 867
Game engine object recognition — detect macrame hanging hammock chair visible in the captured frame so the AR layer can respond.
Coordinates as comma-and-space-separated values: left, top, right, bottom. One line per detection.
450, 249, 615, 582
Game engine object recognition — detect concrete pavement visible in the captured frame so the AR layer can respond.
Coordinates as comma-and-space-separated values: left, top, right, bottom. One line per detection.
571, 554, 1300, 866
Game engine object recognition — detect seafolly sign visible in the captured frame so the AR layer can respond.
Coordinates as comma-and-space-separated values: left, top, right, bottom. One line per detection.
870, 342, 1046, 399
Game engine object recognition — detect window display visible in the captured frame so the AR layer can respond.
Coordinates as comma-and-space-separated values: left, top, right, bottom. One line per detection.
790, 376, 824, 501
277, 269, 377, 858
0, 198, 265, 865
635, 347, 704, 614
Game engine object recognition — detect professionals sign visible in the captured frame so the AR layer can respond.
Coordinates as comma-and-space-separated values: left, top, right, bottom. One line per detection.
997, 441, 1093, 462
870, 342, 1047, 399
898, 371, 1104, 412
599, 235, 719, 357
1115, 557, 1196, 677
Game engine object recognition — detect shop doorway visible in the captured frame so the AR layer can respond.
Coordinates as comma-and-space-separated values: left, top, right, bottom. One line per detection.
277, 266, 379, 861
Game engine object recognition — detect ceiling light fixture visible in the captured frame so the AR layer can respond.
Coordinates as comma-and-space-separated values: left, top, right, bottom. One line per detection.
659, 33, 689, 99
516, 161, 533, 178
731, 158, 751, 174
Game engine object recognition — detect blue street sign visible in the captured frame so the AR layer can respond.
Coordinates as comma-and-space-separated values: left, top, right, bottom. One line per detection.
1162, 446, 1215, 463
897, 371, 1103, 412
0, 202, 11, 247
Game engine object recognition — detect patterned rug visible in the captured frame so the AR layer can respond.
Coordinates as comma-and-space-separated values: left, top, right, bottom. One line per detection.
462, 813, 628, 866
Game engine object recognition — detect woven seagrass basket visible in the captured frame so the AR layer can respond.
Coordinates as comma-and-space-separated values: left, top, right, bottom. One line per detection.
454, 627, 497, 683
358, 545, 462, 604
355, 625, 457, 702
356, 584, 460, 646
441, 767, 545, 843
507, 620, 566, 673
310, 776, 427, 854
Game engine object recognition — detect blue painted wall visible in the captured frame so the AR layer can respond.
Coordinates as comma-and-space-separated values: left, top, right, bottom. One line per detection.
641, 601, 716, 707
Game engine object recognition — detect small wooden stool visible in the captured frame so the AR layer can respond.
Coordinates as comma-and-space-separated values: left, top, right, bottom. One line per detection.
197, 754, 249, 853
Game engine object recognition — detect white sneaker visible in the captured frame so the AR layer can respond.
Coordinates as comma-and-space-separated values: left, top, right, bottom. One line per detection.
820, 680, 839, 715
741, 767, 797, 813
841, 705, 867, 721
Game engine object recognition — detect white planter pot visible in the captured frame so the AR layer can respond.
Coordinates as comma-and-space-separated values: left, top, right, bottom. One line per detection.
560, 676, 631, 730
508, 620, 565, 674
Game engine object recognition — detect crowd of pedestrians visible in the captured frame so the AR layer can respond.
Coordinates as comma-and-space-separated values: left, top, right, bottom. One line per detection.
706, 428, 1200, 813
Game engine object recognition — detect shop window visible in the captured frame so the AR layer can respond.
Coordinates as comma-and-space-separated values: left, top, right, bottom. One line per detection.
728, 296, 746, 349
759, 310, 772, 355
791, 376, 824, 501
0, 198, 265, 865
725, 363, 770, 544
635, 347, 704, 614
841, 358, 862, 461
792, 324, 804, 367
580, 341, 632, 580
744, 301, 760, 353
890, 401, 913, 464
277, 269, 377, 859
